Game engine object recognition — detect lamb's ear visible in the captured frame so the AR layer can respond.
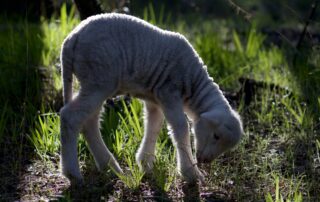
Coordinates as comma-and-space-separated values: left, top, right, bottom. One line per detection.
200, 111, 221, 127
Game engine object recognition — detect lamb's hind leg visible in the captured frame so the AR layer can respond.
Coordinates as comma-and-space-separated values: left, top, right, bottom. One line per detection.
60, 89, 109, 183
82, 109, 123, 174
136, 101, 164, 172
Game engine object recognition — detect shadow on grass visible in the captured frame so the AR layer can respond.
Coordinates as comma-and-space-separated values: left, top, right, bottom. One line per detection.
0, 16, 45, 200
145, 172, 236, 201
181, 183, 201, 202
60, 175, 118, 201
59, 171, 172, 201
287, 45, 320, 120
284, 45, 320, 200
281, 132, 320, 200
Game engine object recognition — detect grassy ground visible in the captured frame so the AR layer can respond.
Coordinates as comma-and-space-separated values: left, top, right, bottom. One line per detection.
1, 5, 320, 202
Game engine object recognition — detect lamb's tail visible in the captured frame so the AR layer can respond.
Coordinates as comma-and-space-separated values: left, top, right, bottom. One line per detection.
60, 35, 77, 105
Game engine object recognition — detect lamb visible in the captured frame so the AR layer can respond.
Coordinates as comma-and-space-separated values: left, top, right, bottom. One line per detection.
59, 13, 243, 184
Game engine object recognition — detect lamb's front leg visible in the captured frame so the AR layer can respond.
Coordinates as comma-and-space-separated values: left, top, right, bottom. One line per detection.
160, 98, 204, 183
136, 101, 164, 172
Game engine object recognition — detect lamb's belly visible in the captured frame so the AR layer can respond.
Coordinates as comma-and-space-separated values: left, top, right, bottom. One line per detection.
131, 92, 157, 103
119, 86, 158, 104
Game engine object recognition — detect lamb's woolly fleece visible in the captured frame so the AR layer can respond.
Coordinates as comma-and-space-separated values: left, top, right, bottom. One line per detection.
61, 13, 228, 114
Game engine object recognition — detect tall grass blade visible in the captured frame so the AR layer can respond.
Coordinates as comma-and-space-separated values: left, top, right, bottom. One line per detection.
233, 31, 244, 54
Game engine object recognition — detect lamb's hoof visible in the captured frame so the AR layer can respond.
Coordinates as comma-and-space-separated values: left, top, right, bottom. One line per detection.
107, 160, 124, 176
136, 153, 155, 173
181, 166, 205, 185
111, 166, 124, 178
66, 174, 84, 187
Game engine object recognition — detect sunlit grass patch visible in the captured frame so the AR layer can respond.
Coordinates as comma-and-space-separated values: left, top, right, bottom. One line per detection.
29, 113, 60, 160
190, 25, 292, 91
110, 99, 143, 158
117, 155, 145, 190
151, 154, 176, 192
40, 4, 80, 93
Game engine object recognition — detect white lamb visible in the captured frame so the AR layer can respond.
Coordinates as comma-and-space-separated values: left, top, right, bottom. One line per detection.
60, 13, 243, 184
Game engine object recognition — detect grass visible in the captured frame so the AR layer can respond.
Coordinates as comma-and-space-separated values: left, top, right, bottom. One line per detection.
0, 4, 320, 202
265, 174, 303, 202
29, 113, 60, 160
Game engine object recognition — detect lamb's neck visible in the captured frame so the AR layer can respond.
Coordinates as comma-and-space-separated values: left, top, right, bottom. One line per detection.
188, 78, 230, 121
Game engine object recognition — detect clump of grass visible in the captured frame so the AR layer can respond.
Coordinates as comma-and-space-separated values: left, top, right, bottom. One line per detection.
100, 103, 121, 151
142, 3, 170, 28
41, 4, 79, 93
281, 96, 310, 128
110, 99, 143, 158
29, 113, 60, 160
253, 89, 276, 125
265, 174, 303, 202
106, 99, 145, 189
191, 26, 291, 90
41, 4, 78, 67
152, 149, 176, 192
117, 155, 145, 190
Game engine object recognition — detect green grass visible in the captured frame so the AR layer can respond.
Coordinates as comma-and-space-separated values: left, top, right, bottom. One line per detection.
29, 113, 61, 160
265, 174, 303, 202
1, 4, 320, 202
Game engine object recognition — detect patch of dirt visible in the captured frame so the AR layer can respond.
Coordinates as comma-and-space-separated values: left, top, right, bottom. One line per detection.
14, 158, 235, 201
18, 160, 69, 201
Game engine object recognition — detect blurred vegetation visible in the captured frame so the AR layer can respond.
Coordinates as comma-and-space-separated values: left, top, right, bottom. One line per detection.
0, 0, 319, 201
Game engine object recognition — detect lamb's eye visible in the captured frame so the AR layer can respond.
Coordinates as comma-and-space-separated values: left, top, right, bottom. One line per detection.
213, 133, 220, 140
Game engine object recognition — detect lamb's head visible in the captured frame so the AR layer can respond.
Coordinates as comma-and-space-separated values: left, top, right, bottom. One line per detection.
194, 108, 243, 163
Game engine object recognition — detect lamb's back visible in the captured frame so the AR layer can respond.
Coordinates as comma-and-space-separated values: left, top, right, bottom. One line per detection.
67, 14, 206, 100
73, 13, 180, 66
